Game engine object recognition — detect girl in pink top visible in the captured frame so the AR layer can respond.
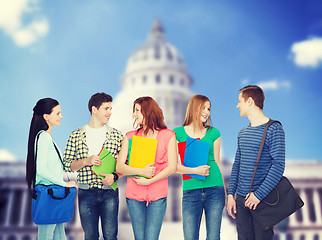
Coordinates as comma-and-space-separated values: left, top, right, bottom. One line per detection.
116, 96, 177, 240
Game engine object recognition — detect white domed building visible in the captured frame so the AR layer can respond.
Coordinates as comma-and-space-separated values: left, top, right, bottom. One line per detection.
110, 19, 193, 132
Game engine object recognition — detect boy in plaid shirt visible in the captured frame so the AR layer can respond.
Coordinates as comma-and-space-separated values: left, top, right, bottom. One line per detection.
63, 93, 123, 240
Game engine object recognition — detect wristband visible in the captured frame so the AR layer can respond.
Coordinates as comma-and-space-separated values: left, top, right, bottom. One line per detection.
112, 172, 119, 182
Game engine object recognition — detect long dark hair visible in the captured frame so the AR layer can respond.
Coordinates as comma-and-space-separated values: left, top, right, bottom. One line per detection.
133, 96, 167, 135
26, 98, 59, 189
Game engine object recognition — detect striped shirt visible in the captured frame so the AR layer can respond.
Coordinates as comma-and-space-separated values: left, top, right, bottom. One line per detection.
227, 121, 285, 201
63, 124, 123, 189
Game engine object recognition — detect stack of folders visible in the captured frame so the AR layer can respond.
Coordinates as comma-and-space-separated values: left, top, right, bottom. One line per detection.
178, 137, 210, 181
128, 135, 158, 178
92, 147, 118, 190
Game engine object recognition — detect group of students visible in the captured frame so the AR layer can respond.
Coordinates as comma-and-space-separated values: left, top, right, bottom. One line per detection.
26, 85, 285, 240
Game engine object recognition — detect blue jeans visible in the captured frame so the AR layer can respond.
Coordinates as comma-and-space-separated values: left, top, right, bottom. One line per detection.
126, 197, 167, 240
78, 188, 119, 240
38, 223, 66, 240
235, 195, 274, 240
182, 186, 225, 240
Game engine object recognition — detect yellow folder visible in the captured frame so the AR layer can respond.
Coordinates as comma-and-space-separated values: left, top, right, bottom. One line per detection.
128, 135, 158, 178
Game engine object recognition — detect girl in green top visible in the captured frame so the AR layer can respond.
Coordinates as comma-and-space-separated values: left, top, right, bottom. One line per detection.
173, 94, 226, 240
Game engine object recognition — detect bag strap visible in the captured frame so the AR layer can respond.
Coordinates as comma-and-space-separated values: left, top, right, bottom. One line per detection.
52, 141, 64, 165
48, 187, 70, 200
249, 119, 282, 192
33, 132, 42, 188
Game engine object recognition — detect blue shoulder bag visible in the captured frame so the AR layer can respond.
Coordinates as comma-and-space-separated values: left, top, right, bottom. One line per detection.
31, 132, 76, 225
249, 120, 304, 230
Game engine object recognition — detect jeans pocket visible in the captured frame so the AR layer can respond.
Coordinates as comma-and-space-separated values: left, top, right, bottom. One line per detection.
107, 188, 119, 198
212, 186, 224, 189
183, 189, 201, 203
212, 186, 225, 194
78, 189, 86, 198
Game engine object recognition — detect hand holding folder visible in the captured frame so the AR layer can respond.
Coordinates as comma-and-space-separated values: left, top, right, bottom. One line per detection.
92, 147, 118, 190
128, 135, 158, 178
183, 137, 210, 180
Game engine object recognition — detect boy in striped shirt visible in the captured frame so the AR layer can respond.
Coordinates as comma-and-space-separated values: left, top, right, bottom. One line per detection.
227, 85, 285, 240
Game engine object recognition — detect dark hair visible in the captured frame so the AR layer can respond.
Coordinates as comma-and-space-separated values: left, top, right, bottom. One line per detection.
133, 96, 167, 135
26, 98, 59, 189
88, 92, 113, 113
239, 85, 265, 109
183, 94, 212, 130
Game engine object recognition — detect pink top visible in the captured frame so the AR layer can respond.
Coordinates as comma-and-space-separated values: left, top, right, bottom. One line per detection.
125, 128, 175, 202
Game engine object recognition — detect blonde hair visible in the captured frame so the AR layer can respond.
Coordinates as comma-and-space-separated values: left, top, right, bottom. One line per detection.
182, 94, 212, 131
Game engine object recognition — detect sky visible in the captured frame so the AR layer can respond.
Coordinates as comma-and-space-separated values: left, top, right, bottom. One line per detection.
0, 0, 321, 162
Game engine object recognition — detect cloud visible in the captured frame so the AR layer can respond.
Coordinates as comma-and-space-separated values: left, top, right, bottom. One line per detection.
0, 0, 49, 47
0, 149, 17, 162
241, 79, 291, 91
241, 78, 249, 85
290, 37, 322, 68
257, 80, 291, 91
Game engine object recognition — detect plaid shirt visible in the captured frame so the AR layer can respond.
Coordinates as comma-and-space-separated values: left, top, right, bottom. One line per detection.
63, 124, 123, 189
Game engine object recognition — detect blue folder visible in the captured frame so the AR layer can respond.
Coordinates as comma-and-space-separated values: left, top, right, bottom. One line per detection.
184, 137, 210, 180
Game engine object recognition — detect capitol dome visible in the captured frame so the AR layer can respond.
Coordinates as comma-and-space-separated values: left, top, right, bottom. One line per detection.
109, 19, 193, 133
124, 19, 191, 83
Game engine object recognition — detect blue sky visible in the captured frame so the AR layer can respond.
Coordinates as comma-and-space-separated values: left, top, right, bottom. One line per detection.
0, 0, 321, 161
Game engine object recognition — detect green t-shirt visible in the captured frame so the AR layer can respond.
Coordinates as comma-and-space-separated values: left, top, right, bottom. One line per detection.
173, 126, 224, 191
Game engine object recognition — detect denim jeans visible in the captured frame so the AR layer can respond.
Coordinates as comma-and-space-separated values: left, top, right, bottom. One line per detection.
78, 188, 119, 240
38, 223, 66, 240
182, 186, 225, 240
235, 194, 274, 240
126, 197, 167, 240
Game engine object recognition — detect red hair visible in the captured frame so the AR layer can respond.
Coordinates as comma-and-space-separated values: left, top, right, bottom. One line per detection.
133, 96, 167, 135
